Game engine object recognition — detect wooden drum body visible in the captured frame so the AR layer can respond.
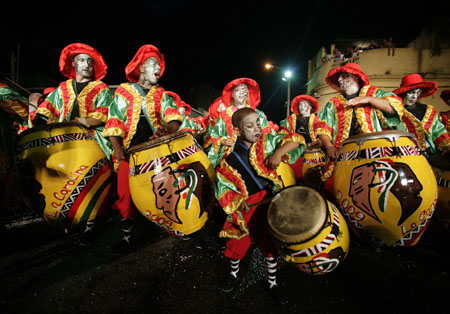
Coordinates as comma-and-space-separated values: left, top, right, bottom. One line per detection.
16, 122, 112, 228
334, 131, 437, 247
268, 185, 350, 275
128, 131, 215, 237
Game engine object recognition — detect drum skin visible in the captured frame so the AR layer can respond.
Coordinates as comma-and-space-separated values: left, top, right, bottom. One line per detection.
429, 153, 450, 230
128, 131, 215, 237
268, 185, 350, 275
16, 122, 112, 228
334, 131, 437, 247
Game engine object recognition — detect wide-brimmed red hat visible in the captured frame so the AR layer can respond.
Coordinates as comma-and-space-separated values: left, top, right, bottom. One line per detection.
392, 73, 438, 98
291, 94, 319, 115
325, 63, 370, 92
222, 78, 260, 109
59, 43, 107, 80
125, 45, 165, 83
440, 90, 450, 105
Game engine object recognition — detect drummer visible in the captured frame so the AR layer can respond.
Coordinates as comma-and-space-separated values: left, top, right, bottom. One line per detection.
102, 44, 185, 255
315, 63, 404, 198
203, 78, 278, 168
215, 107, 305, 304
439, 90, 450, 133
279, 94, 322, 181
392, 74, 450, 156
32, 43, 114, 161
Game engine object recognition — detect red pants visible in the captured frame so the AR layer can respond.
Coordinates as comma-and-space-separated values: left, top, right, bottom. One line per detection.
113, 159, 138, 219
224, 190, 277, 260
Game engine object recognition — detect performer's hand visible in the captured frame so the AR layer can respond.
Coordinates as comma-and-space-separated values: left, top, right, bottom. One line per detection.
325, 145, 338, 160
346, 96, 370, 106
149, 127, 169, 140
265, 151, 282, 169
113, 147, 127, 162
223, 137, 235, 147
238, 200, 250, 213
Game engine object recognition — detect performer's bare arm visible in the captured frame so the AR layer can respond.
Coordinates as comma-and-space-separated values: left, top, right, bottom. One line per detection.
109, 136, 126, 161
319, 135, 338, 160
347, 96, 395, 114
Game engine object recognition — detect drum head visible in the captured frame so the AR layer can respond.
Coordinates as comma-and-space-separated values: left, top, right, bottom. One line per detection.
267, 185, 327, 244
128, 130, 191, 153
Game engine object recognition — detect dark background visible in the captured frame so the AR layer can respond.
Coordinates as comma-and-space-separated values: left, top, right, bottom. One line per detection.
1, 0, 449, 123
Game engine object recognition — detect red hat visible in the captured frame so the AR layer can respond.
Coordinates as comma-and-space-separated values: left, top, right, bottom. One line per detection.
325, 63, 370, 92
392, 73, 438, 98
125, 45, 165, 83
222, 78, 261, 109
59, 43, 107, 80
291, 94, 319, 115
440, 90, 450, 105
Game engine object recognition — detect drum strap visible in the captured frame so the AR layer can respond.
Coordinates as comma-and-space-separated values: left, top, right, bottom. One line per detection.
129, 143, 202, 176
16, 132, 91, 153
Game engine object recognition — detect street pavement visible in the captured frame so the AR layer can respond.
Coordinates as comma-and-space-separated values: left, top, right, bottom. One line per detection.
1, 204, 449, 314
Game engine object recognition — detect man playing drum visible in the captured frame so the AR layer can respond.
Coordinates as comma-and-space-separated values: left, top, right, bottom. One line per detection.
32, 43, 114, 244
315, 63, 404, 197
279, 94, 322, 183
203, 78, 277, 168
215, 107, 305, 304
102, 44, 186, 255
393, 74, 450, 156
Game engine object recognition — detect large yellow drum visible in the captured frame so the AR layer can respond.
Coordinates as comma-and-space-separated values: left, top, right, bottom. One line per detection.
334, 131, 437, 247
16, 122, 112, 228
128, 131, 215, 237
267, 185, 350, 275
428, 153, 450, 231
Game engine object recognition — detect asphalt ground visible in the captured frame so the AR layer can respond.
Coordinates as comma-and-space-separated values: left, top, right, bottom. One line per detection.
0, 202, 449, 314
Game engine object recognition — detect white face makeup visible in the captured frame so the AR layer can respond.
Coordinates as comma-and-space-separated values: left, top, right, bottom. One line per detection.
403, 88, 422, 106
141, 57, 161, 86
338, 72, 359, 96
232, 83, 249, 108
239, 112, 262, 144
73, 53, 94, 82
298, 100, 312, 117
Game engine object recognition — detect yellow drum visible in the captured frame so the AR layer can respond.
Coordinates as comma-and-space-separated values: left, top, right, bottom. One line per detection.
301, 148, 326, 188
277, 161, 296, 188
16, 122, 112, 228
334, 131, 437, 247
128, 131, 215, 237
428, 153, 450, 230
267, 185, 350, 275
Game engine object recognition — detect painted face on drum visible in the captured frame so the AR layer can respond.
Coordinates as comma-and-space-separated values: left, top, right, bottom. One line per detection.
337, 73, 359, 96
402, 88, 422, 106
238, 112, 262, 145
140, 57, 161, 86
73, 54, 94, 82
298, 101, 312, 117
152, 168, 181, 224
232, 84, 249, 108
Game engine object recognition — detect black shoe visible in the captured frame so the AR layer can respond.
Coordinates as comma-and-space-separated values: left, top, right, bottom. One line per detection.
79, 230, 94, 246
220, 274, 240, 293
265, 282, 288, 305
110, 239, 132, 256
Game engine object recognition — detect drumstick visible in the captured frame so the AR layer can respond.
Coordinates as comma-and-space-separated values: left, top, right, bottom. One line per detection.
2, 77, 32, 95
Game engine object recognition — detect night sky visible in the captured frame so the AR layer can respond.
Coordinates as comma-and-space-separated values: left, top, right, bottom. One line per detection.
2, 0, 449, 123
